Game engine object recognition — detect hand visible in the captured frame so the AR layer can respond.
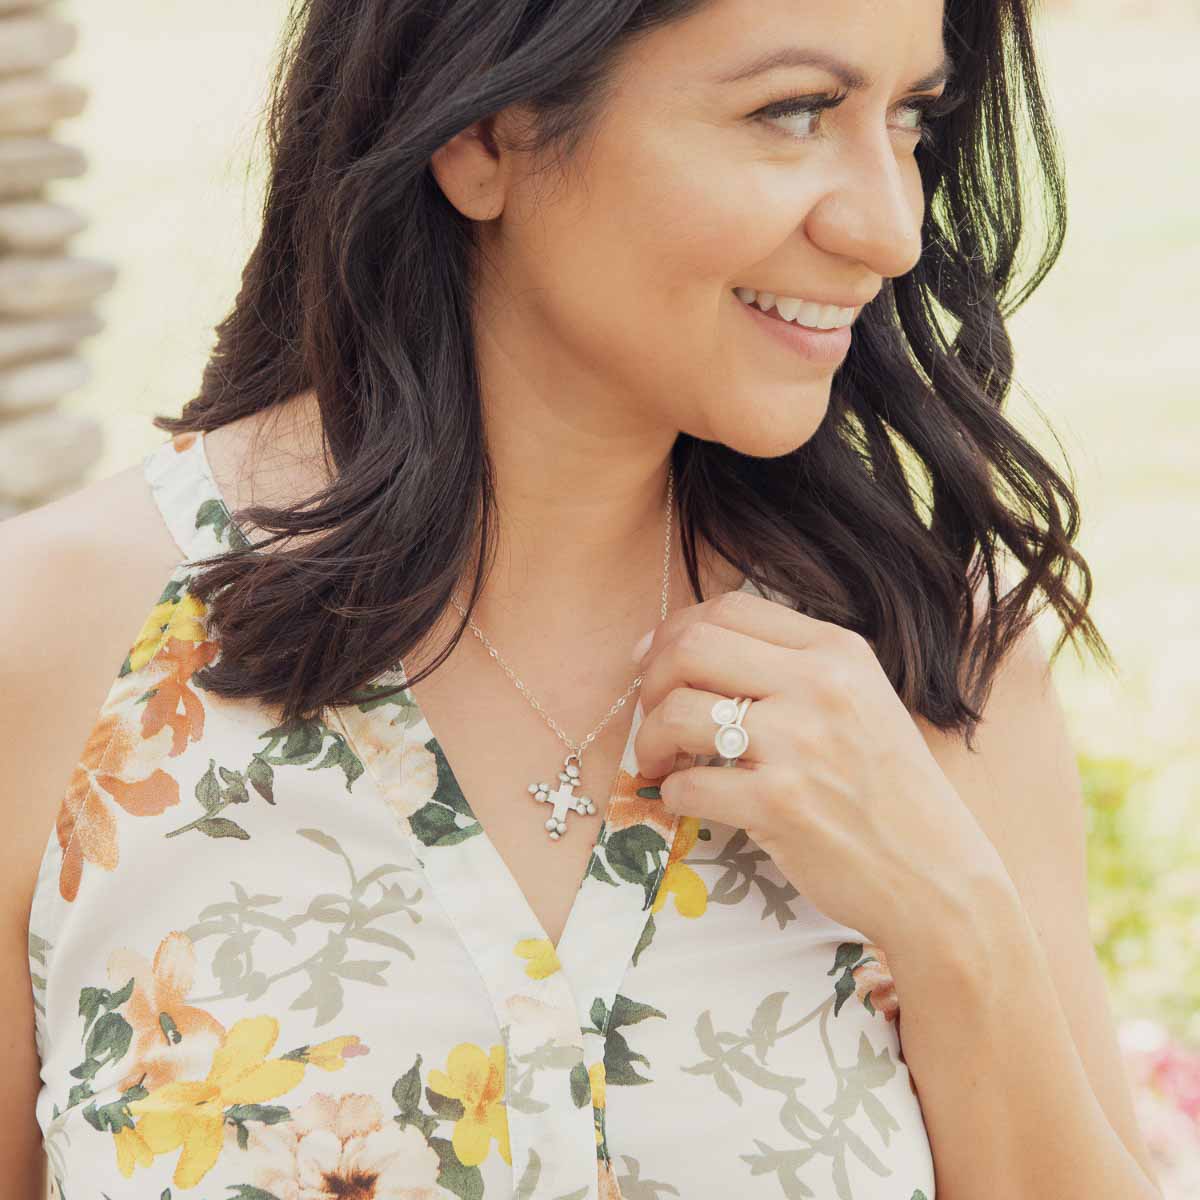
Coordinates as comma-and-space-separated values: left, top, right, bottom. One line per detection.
631, 587, 1008, 950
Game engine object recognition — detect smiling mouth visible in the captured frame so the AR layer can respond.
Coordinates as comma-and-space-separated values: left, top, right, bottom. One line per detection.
732, 286, 860, 330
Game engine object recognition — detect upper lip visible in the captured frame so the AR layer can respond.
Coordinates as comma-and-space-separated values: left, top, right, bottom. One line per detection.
735, 286, 878, 310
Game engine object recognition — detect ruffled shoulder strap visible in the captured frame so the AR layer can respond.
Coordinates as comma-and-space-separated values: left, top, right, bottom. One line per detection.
142, 430, 248, 564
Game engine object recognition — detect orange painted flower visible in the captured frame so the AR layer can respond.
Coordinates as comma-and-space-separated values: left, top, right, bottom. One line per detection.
57, 681, 181, 903
606, 767, 675, 837
852, 944, 900, 1022
598, 1157, 623, 1200
427, 1042, 511, 1167
140, 634, 220, 756
107, 931, 225, 1092
651, 816, 708, 918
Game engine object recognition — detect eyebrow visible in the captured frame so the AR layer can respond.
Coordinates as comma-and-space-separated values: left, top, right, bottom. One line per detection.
712, 46, 956, 94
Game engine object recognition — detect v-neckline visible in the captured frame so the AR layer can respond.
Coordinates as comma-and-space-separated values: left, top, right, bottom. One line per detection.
384, 571, 759, 956
411, 678, 652, 957
330, 574, 762, 1009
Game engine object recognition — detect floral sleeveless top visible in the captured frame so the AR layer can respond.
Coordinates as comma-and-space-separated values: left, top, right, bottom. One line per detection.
27, 430, 936, 1200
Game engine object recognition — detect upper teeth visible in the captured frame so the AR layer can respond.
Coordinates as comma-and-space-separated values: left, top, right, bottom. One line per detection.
733, 287, 857, 329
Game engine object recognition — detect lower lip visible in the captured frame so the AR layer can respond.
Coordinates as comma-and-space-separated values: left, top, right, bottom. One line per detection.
735, 292, 853, 365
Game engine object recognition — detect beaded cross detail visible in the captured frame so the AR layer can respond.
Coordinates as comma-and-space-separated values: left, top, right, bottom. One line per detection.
528, 752, 597, 840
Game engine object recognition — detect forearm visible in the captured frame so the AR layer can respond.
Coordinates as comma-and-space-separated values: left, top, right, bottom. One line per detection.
883, 872, 1162, 1200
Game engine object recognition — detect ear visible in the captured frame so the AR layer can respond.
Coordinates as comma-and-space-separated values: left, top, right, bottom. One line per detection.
429, 114, 509, 222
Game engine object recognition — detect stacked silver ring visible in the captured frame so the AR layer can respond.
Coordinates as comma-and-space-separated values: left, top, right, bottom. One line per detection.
711, 696, 752, 762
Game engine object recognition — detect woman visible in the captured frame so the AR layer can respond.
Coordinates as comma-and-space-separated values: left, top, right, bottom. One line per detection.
0, 0, 1164, 1196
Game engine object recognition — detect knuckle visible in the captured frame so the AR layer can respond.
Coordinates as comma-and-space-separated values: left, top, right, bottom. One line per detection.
662, 686, 694, 732
761, 762, 804, 816
676, 620, 714, 659
711, 588, 751, 624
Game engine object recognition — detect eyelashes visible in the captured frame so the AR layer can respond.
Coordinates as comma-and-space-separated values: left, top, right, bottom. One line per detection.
754, 84, 968, 146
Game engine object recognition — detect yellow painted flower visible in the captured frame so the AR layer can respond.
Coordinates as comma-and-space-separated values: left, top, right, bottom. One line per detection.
305, 1034, 365, 1070
428, 1042, 511, 1167
118, 1015, 360, 1189
113, 1124, 154, 1176
128, 593, 209, 673
651, 816, 708, 918
589, 1061, 606, 1147
588, 1061, 606, 1109
514, 937, 562, 980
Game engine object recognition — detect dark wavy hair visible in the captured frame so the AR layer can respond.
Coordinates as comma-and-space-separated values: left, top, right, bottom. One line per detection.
153, 0, 1112, 747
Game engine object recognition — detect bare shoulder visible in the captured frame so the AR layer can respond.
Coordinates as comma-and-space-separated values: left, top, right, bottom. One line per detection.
0, 458, 187, 1183
0, 462, 186, 922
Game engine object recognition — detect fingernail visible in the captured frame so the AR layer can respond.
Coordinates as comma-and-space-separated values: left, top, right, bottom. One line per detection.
631, 628, 654, 663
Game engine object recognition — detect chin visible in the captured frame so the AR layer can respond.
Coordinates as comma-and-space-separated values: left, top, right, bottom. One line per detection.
708, 389, 831, 459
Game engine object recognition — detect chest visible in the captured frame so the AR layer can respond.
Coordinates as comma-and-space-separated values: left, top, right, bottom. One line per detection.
403, 663, 636, 949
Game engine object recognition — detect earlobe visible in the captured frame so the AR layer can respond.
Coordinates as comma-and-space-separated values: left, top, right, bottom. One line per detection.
428, 118, 505, 221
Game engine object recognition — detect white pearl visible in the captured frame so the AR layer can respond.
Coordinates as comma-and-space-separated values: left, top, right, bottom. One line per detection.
545, 818, 557, 830
716, 724, 749, 757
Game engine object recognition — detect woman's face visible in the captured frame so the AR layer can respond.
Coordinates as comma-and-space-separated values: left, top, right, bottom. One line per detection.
433, 0, 949, 460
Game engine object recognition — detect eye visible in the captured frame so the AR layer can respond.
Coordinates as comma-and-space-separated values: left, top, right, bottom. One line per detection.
752, 89, 848, 140
753, 85, 966, 147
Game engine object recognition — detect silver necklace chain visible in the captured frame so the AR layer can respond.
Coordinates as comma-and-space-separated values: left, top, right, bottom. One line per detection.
447, 465, 675, 763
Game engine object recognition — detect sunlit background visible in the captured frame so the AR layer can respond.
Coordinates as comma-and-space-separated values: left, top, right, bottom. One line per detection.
35, 0, 1200, 1194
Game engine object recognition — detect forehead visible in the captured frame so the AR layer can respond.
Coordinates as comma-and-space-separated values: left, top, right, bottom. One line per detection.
625, 0, 947, 91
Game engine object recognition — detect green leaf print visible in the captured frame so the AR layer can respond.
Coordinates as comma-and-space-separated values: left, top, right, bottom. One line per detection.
514, 1147, 542, 1199
631, 912, 656, 965
691, 984, 907, 1197
392, 1053, 439, 1140
164, 756, 270, 841
827, 941, 880, 1017
409, 737, 483, 847
585, 992, 667, 1087
259, 714, 365, 789
196, 496, 252, 549
225, 1103, 292, 1151
601, 823, 668, 906
569, 1060, 591, 1108
66, 978, 136, 1107
81, 1082, 148, 1135
688, 828, 800, 927
184, 829, 421, 1022
614, 1154, 682, 1199
429, 1136, 485, 1200
347, 677, 424, 718
425, 1086, 466, 1120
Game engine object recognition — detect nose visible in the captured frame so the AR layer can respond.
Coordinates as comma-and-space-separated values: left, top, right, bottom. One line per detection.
803, 136, 925, 281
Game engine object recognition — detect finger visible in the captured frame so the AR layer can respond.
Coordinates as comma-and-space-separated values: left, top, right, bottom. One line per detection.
636, 618, 796, 719
635, 687, 783, 780
657, 757, 768, 829
635, 585, 838, 673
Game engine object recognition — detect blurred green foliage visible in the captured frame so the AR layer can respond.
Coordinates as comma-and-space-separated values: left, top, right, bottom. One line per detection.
1083, 753, 1200, 1043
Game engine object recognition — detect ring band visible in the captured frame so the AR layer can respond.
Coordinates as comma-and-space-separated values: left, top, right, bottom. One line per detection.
711, 695, 752, 762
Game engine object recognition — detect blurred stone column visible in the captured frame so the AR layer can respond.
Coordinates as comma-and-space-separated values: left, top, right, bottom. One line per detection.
0, 0, 115, 520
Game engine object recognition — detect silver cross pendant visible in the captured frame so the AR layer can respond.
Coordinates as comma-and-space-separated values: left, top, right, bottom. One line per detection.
527, 751, 597, 840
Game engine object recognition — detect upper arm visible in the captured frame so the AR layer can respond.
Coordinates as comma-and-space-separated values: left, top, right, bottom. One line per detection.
0, 467, 186, 1193
0, 506, 72, 1194
915, 571, 1162, 1194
